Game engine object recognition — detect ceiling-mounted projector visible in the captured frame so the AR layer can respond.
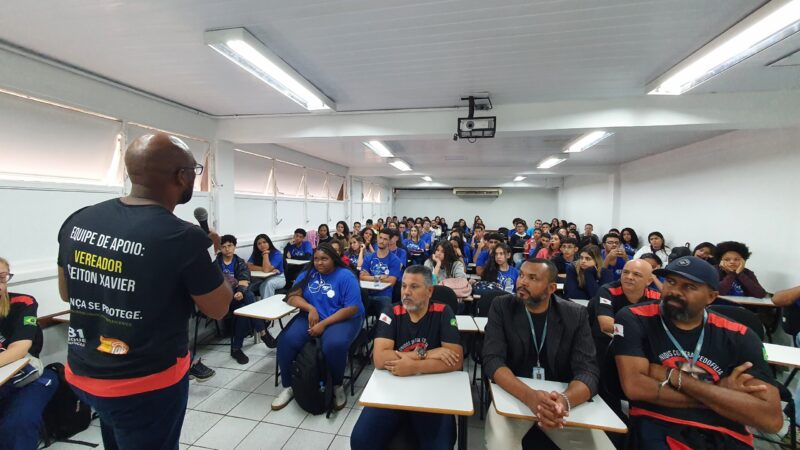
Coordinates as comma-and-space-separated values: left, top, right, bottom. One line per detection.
455, 95, 495, 141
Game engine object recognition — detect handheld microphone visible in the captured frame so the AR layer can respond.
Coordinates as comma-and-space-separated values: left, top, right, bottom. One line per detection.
193, 207, 210, 233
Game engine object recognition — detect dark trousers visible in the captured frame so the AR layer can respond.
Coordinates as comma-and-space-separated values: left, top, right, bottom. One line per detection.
230, 289, 265, 350
277, 313, 362, 387
71, 375, 189, 450
350, 407, 455, 450
0, 368, 59, 450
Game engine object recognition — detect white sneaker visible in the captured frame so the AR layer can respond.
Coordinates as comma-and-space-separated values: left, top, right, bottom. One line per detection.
271, 387, 294, 411
334, 385, 346, 411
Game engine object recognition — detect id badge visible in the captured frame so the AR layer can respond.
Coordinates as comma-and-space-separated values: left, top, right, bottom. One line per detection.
532, 367, 545, 380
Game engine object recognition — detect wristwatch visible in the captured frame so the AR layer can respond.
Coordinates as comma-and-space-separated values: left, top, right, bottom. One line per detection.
416, 347, 427, 360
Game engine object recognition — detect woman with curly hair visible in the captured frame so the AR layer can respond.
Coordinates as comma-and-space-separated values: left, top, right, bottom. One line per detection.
715, 241, 767, 298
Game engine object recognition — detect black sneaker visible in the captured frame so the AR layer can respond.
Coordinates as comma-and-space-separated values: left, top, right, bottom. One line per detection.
261, 332, 277, 349
189, 359, 215, 381
231, 349, 249, 365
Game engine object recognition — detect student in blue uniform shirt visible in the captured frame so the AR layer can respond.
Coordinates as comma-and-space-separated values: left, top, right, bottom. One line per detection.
272, 244, 364, 412
419, 220, 435, 253
361, 230, 403, 315
620, 227, 639, 258
284, 228, 313, 260
475, 232, 503, 277
388, 230, 408, 269
600, 232, 627, 281
481, 243, 519, 294
403, 226, 427, 266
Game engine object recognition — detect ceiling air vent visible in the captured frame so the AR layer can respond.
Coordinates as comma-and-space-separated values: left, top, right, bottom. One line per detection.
452, 188, 502, 197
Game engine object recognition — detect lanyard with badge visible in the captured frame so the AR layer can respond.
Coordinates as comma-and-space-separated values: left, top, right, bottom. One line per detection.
525, 307, 548, 380
660, 309, 706, 370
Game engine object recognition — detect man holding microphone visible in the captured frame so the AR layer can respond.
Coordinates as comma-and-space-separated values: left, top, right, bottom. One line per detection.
57, 133, 232, 449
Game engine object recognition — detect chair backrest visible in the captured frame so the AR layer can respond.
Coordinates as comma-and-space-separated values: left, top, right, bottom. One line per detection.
708, 305, 765, 341
432, 285, 459, 313
782, 304, 800, 338
476, 290, 507, 317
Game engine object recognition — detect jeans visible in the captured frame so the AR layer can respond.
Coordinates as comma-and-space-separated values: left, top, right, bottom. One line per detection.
368, 295, 392, 317
71, 375, 189, 450
0, 368, 59, 450
277, 313, 362, 387
230, 289, 266, 350
259, 273, 286, 299
350, 407, 455, 450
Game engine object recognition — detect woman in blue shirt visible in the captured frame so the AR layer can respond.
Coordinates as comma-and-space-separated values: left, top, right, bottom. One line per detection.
273, 244, 364, 412
361, 228, 376, 255
403, 226, 427, 266
247, 234, 286, 299
481, 243, 519, 294
620, 227, 639, 258
565, 245, 613, 299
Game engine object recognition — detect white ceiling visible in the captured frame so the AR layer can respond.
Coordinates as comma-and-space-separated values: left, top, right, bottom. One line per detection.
1, 0, 796, 184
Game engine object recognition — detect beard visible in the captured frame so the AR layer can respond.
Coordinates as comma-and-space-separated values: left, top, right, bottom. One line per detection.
178, 185, 193, 204
518, 287, 548, 309
402, 297, 421, 312
662, 294, 691, 322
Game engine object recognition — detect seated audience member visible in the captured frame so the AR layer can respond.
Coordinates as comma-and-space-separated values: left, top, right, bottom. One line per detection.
588, 259, 659, 361
351, 265, 462, 450
633, 231, 671, 267
614, 256, 782, 449
420, 219, 436, 251
398, 222, 408, 241
425, 242, 467, 285
388, 230, 408, 269
458, 218, 471, 237
469, 224, 486, 263
360, 229, 403, 315
581, 223, 600, 247
567, 229, 580, 242
509, 221, 530, 265
526, 219, 543, 236
715, 241, 767, 298
508, 218, 523, 238
483, 258, 599, 449
216, 235, 272, 362
620, 227, 639, 258
693, 241, 717, 265
403, 226, 427, 266
387, 221, 397, 231
550, 218, 560, 230
448, 238, 466, 264
601, 232, 628, 280
361, 227, 377, 255
0, 257, 60, 450
482, 244, 519, 294
551, 237, 578, 274
475, 232, 503, 277
365, 219, 374, 230
247, 234, 286, 302
535, 233, 561, 260
284, 228, 314, 260
540, 222, 551, 236
345, 235, 366, 270
272, 244, 364, 411
567, 222, 577, 231
329, 239, 351, 267
333, 220, 350, 241
375, 218, 385, 231
317, 223, 333, 246
565, 245, 613, 300
525, 231, 548, 260
555, 227, 568, 238
639, 252, 665, 291
352, 221, 362, 236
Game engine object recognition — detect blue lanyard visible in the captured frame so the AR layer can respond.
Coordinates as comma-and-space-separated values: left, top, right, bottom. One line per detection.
660, 309, 706, 369
525, 308, 548, 367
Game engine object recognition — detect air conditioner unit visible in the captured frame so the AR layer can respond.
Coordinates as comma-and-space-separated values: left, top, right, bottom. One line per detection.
453, 188, 502, 197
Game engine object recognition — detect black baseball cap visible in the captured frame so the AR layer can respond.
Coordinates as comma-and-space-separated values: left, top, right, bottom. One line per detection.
654, 256, 719, 291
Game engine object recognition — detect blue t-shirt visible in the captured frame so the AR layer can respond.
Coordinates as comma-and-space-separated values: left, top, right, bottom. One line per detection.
497, 266, 519, 293
462, 244, 473, 264
285, 241, 313, 259
420, 231, 435, 250
730, 280, 745, 297
247, 251, 285, 274
403, 239, 425, 255
293, 267, 363, 320
476, 250, 490, 268
601, 249, 626, 281
361, 252, 403, 297
391, 248, 408, 268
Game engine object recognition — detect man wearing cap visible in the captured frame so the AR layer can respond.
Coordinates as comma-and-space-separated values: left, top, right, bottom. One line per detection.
613, 256, 782, 449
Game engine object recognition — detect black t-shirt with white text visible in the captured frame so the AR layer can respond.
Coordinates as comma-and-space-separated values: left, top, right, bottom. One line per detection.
376, 302, 460, 353
57, 199, 224, 379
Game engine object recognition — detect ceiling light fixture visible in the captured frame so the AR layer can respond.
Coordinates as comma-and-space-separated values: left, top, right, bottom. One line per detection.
364, 141, 394, 158
389, 159, 412, 172
421, 176, 433, 182
205, 28, 335, 111
513, 176, 526, 182
564, 131, 613, 153
537, 156, 567, 169
648, 0, 800, 95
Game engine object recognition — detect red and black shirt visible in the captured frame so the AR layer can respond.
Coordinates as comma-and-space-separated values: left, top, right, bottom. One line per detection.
375, 302, 460, 353
588, 280, 660, 340
0, 293, 43, 357
613, 301, 775, 447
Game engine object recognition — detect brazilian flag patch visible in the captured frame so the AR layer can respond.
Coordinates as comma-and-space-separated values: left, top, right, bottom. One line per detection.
762, 345, 769, 361
450, 318, 457, 327
23, 316, 37, 326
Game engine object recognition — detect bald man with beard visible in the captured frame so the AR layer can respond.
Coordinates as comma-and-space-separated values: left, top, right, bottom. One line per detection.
57, 133, 232, 450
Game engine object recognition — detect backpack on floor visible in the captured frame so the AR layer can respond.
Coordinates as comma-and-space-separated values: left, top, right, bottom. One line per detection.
291, 338, 334, 417
41, 363, 96, 448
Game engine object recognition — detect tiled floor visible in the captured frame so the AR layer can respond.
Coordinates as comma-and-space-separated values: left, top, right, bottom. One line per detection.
45, 331, 795, 450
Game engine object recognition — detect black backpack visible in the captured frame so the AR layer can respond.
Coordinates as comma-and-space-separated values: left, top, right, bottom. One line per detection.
41, 363, 96, 448
291, 338, 333, 417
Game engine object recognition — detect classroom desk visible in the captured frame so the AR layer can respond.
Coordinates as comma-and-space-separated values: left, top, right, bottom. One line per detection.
764, 343, 800, 369
0, 358, 30, 387
250, 270, 277, 280
233, 294, 296, 321
359, 369, 474, 450
360, 280, 392, 291
455, 315, 479, 332
490, 378, 628, 434
474, 316, 488, 333
285, 258, 310, 266
718, 295, 777, 307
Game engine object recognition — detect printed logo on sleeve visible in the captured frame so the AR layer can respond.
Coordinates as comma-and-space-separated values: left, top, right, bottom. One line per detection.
97, 336, 130, 355
379, 313, 392, 325
599, 298, 612, 306
23, 316, 37, 326
613, 324, 624, 337
450, 318, 458, 328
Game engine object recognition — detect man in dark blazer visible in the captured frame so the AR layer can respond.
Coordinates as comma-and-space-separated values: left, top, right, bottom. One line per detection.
483, 258, 601, 450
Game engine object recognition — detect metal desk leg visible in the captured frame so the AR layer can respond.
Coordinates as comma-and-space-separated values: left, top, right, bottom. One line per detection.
458, 415, 468, 450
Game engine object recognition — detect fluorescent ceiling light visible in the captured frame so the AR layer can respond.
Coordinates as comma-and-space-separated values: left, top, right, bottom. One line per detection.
389, 159, 412, 172
364, 141, 394, 158
564, 131, 612, 153
537, 156, 567, 169
648, 0, 800, 95
513, 176, 526, 182
421, 176, 433, 182
205, 28, 335, 111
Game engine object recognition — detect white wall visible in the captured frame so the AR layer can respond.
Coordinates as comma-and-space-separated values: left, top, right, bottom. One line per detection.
393, 188, 558, 229
617, 128, 800, 291
557, 174, 617, 233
